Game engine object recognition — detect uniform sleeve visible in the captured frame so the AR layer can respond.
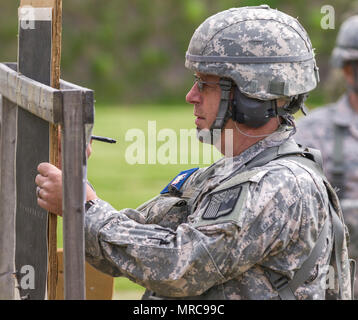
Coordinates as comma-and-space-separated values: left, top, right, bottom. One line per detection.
114, 167, 205, 228
84, 166, 315, 298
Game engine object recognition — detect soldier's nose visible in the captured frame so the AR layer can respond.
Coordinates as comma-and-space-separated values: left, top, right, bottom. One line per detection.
186, 83, 201, 105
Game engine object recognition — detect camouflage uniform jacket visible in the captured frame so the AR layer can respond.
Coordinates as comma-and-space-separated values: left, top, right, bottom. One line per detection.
295, 95, 358, 296
85, 125, 351, 300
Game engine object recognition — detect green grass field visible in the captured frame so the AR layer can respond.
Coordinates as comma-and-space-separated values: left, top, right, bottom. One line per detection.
57, 103, 224, 299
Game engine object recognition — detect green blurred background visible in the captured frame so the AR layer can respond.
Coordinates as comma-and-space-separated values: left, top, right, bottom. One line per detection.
2, 0, 358, 105
1, 0, 358, 299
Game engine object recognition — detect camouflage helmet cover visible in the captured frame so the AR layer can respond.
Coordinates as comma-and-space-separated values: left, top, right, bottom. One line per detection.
185, 5, 319, 100
331, 15, 358, 68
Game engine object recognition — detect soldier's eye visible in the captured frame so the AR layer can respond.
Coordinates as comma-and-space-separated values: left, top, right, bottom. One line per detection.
193, 75, 220, 92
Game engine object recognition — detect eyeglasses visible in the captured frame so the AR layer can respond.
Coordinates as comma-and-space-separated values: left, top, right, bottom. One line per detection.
193, 75, 221, 92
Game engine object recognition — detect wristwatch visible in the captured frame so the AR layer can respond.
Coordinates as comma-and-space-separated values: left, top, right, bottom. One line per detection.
85, 198, 100, 212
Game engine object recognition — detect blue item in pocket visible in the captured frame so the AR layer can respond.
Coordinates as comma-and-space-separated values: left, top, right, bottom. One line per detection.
160, 168, 199, 194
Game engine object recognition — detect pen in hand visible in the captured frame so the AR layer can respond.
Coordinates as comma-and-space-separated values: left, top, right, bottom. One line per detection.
91, 135, 117, 144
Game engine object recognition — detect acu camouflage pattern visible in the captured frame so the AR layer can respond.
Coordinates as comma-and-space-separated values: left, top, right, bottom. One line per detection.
84, 125, 352, 299
185, 5, 319, 100
331, 16, 358, 68
295, 95, 358, 297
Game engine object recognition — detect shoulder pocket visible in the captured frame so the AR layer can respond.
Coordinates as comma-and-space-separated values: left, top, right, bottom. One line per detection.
202, 185, 242, 220
192, 168, 266, 228
193, 183, 249, 229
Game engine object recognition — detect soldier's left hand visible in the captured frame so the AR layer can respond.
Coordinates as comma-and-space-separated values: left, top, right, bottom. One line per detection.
35, 163, 63, 216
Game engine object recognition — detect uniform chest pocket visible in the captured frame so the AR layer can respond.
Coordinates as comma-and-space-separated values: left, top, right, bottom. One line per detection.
145, 196, 189, 229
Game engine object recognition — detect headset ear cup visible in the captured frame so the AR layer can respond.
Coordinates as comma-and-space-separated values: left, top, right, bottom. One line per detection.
231, 87, 245, 123
231, 87, 273, 128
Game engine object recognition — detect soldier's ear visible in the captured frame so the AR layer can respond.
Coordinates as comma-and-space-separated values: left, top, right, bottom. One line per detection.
342, 63, 355, 86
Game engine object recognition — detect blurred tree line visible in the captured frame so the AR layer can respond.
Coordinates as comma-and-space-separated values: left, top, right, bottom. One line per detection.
1, 0, 357, 106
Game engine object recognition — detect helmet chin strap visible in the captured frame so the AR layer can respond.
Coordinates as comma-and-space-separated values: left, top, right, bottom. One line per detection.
197, 79, 233, 145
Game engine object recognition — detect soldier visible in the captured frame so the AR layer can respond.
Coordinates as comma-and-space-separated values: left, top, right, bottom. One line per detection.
295, 15, 358, 298
35, 5, 353, 299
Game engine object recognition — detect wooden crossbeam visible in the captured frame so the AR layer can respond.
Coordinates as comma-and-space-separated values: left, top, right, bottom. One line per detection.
0, 63, 62, 123
0, 63, 94, 125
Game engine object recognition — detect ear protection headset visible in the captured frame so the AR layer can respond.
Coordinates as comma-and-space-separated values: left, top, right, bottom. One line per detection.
208, 79, 308, 144
230, 85, 309, 128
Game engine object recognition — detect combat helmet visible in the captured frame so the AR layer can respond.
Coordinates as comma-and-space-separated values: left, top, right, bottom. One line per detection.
331, 15, 358, 68
185, 5, 320, 129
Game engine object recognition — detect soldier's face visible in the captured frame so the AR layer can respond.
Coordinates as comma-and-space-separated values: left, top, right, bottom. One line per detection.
186, 72, 222, 130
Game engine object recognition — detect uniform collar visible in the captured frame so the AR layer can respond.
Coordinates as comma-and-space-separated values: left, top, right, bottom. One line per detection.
213, 125, 294, 177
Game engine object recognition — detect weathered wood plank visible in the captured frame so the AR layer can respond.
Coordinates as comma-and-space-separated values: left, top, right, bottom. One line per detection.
15, 6, 53, 300
18, 0, 63, 300
61, 90, 86, 300
0, 98, 18, 300
18, 10, 52, 83
15, 109, 49, 300
0, 63, 62, 124
55, 249, 114, 300
0, 63, 97, 125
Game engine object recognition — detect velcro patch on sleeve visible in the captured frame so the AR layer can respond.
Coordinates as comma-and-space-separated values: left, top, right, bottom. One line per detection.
160, 168, 199, 195
202, 186, 242, 220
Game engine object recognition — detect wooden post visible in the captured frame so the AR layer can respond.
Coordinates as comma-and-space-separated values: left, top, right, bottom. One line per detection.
49, 0, 62, 302
61, 90, 86, 300
0, 98, 18, 300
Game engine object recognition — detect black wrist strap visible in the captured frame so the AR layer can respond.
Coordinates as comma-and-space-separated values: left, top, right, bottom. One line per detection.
85, 199, 100, 212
